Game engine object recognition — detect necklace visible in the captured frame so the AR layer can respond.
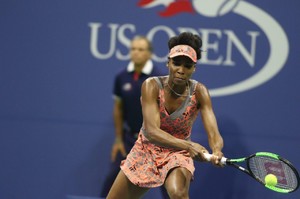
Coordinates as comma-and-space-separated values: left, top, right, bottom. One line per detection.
166, 79, 190, 97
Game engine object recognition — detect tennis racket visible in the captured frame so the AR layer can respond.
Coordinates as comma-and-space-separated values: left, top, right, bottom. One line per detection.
204, 152, 300, 193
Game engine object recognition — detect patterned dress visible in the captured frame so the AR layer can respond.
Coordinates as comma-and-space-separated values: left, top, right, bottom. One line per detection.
120, 76, 200, 187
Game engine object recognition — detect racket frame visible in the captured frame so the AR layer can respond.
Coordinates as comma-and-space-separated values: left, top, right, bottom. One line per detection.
204, 152, 300, 193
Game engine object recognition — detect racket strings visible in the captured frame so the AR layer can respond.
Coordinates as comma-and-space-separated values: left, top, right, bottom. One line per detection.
248, 156, 298, 191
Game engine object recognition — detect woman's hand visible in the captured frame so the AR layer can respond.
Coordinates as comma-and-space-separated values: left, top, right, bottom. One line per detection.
187, 142, 209, 162
210, 151, 224, 167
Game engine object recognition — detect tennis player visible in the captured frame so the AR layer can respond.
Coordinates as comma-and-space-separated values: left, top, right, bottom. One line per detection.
107, 32, 224, 199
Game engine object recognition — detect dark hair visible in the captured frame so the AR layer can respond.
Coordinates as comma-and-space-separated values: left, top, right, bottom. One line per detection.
132, 35, 153, 52
168, 32, 202, 60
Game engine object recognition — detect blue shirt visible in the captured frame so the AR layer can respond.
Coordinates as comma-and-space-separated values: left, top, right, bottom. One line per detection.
113, 60, 164, 135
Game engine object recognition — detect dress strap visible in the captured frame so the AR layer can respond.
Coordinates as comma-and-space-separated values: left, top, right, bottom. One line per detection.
153, 77, 163, 89
190, 80, 198, 94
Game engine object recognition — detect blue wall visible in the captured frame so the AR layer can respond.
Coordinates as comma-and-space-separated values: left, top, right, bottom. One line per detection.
0, 0, 299, 198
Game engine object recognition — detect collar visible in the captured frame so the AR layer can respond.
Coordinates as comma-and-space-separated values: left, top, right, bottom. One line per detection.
126, 60, 153, 75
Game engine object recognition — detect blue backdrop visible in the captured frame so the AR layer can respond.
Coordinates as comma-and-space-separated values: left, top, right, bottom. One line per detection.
1, 0, 299, 199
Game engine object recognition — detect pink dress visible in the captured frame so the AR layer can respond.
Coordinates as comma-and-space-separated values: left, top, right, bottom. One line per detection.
120, 76, 199, 187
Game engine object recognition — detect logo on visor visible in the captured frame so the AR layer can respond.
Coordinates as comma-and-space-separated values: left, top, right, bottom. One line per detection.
136, 0, 289, 97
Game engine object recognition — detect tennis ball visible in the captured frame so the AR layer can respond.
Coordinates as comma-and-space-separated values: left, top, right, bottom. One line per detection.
265, 174, 278, 186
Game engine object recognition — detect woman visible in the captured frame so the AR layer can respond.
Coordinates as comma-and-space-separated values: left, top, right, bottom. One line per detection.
107, 32, 224, 199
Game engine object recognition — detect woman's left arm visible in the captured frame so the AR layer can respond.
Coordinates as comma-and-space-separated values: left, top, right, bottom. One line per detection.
196, 83, 224, 166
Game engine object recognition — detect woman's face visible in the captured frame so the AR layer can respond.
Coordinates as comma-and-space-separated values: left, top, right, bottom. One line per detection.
168, 56, 196, 85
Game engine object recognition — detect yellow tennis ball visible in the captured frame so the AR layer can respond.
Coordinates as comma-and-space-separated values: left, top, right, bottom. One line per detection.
265, 174, 278, 186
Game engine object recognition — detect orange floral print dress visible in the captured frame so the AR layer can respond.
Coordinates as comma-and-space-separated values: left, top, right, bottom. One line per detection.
120, 76, 200, 187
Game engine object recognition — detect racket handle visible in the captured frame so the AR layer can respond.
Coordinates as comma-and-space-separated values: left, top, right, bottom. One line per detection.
203, 153, 227, 165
